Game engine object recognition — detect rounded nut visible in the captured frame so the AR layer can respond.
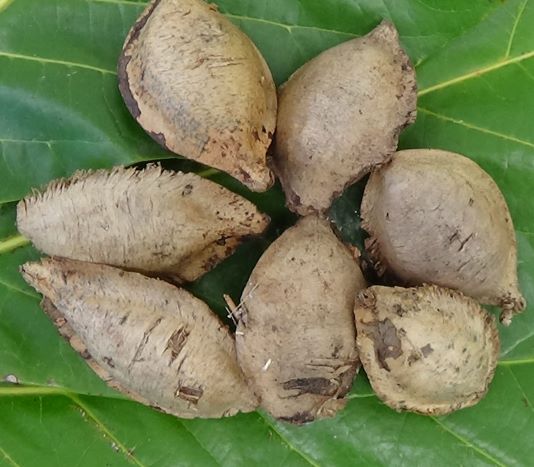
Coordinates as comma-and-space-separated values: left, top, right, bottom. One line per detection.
236, 216, 367, 423
361, 149, 525, 324
354, 285, 500, 415
118, 0, 277, 191
274, 21, 416, 214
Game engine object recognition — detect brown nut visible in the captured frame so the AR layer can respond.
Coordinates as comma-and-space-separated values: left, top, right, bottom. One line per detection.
17, 165, 269, 282
235, 216, 366, 424
361, 149, 525, 325
274, 21, 416, 215
21, 258, 258, 419
354, 285, 500, 415
118, 0, 277, 191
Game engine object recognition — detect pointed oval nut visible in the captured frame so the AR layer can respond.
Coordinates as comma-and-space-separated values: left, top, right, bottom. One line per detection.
354, 285, 500, 415
273, 20, 416, 215
235, 216, 366, 424
361, 149, 525, 325
17, 165, 269, 282
118, 0, 277, 192
20, 258, 258, 419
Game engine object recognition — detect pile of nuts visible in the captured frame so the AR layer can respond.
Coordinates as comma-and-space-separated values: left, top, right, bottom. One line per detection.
18, 0, 525, 423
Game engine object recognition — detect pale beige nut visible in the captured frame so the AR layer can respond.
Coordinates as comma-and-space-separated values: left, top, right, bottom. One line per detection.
274, 20, 417, 215
21, 258, 258, 419
235, 216, 366, 424
17, 165, 269, 282
118, 0, 277, 191
361, 149, 525, 325
354, 285, 500, 415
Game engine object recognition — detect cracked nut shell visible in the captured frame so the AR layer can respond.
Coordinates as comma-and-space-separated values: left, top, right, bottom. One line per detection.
118, 0, 277, 191
361, 149, 525, 325
21, 257, 258, 419
274, 20, 416, 215
17, 165, 269, 282
354, 285, 500, 415
235, 216, 366, 424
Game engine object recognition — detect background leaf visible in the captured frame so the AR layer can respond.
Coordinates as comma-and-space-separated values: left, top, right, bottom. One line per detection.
1, 0, 533, 465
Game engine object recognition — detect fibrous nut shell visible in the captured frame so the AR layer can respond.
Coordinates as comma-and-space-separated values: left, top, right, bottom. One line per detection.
21, 258, 258, 419
354, 285, 500, 415
17, 165, 269, 282
118, 0, 277, 191
361, 149, 525, 325
235, 216, 366, 423
274, 21, 417, 215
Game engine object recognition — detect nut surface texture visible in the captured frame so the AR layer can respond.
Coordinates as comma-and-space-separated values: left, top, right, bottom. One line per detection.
21, 258, 258, 418
354, 285, 500, 415
17, 165, 269, 282
274, 21, 416, 214
118, 0, 277, 191
362, 149, 525, 324
236, 216, 366, 423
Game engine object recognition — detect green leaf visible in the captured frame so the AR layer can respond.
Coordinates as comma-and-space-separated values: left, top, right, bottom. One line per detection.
1, 0, 533, 465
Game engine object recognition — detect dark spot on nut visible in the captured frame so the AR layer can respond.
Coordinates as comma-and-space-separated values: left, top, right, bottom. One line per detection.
282, 377, 336, 396
103, 356, 115, 368
117, 0, 163, 119
181, 184, 193, 196
148, 131, 168, 150
420, 344, 433, 357
176, 385, 203, 405
372, 318, 403, 371
278, 411, 314, 425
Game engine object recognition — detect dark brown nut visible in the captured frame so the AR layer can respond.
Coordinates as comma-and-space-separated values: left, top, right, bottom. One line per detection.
354, 285, 500, 415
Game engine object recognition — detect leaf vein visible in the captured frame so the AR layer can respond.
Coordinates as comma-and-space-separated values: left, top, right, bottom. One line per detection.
176, 422, 221, 467
0, 0, 14, 15
500, 327, 534, 357
505, 0, 528, 58
516, 61, 534, 83
0, 445, 21, 467
506, 366, 534, 414
0, 51, 115, 75
0, 138, 102, 145
0, 235, 29, 255
256, 412, 321, 467
430, 416, 506, 467
0, 276, 39, 299
499, 358, 534, 366
225, 13, 358, 37
418, 49, 534, 96
0, 386, 70, 397
89, 0, 358, 37
346, 392, 376, 399
69, 394, 146, 467
417, 107, 534, 148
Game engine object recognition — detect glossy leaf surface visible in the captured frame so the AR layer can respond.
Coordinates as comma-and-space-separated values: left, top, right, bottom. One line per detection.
1, 0, 533, 465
